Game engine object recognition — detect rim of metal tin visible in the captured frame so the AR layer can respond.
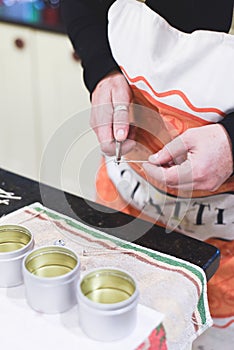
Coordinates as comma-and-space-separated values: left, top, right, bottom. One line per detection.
77, 267, 139, 311
0, 224, 34, 260
22, 245, 80, 283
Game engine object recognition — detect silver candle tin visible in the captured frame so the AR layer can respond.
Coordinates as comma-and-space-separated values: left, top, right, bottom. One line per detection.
0, 224, 34, 287
23, 245, 80, 314
77, 267, 139, 341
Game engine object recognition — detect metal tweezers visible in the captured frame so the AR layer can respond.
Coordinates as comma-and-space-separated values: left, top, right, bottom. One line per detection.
115, 141, 148, 164
115, 141, 122, 165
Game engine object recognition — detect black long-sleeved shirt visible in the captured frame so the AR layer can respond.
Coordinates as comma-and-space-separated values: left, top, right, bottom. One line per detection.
61, 0, 234, 162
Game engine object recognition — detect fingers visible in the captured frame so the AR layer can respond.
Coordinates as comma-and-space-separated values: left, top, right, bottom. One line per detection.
90, 71, 134, 156
144, 124, 233, 192
144, 132, 195, 190
143, 160, 194, 190
91, 103, 135, 156
111, 73, 132, 141
90, 103, 114, 153
148, 135, 188, 165
100, 139, 136, 157
113, 105, 129, 142
145, 133, 192, 190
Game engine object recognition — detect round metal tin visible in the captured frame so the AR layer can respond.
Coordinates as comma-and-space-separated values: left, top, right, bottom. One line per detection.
77, 267, 139, 341
23, 246, 80, 314
0, 224, 34, 287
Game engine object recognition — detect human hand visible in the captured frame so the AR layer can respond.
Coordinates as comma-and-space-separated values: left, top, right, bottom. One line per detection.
143, 124, 233, 192
90, 71, 136, 156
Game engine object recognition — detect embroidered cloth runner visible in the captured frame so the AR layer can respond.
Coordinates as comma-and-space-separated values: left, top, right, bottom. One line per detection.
0, 203, 212, 350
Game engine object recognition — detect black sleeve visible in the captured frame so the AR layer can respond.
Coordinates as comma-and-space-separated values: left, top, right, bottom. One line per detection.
146, 0, 234, 33
61, 0, 119, 93
219, 113, 234, 170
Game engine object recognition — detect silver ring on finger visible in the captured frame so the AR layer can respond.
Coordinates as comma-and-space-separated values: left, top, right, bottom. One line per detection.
113, 105, 129, 113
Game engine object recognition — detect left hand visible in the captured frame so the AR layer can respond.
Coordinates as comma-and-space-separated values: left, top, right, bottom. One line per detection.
143, 124, 233, 192
90, 70, 135, 157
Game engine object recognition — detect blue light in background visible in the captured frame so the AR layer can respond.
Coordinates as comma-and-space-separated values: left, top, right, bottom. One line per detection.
34, 1, 45, 11
0, 0, 62, 27
3, 0, 38, 5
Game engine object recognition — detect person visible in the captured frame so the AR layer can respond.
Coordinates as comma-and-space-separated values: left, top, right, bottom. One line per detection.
61, 0, 234, 190
61, 1, 234, 346
61, 0, 234, 229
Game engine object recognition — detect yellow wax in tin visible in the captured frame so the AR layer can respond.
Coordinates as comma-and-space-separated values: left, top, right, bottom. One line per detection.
81, 269, 136, 304
85, 287, 132, 304
0, 226, 31, 253
25, 248, 77, 278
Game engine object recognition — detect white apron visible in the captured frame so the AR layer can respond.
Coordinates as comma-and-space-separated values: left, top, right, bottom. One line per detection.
106, 0, 234, 240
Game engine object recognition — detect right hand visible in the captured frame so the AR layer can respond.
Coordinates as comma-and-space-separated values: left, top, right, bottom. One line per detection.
90, 70, 136, 156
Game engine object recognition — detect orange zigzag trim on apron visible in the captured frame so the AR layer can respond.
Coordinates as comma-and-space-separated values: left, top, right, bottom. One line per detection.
120, 66, 225, 117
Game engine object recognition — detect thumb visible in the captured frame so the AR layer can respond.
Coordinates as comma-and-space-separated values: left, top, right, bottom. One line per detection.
148, 136, 188, 165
